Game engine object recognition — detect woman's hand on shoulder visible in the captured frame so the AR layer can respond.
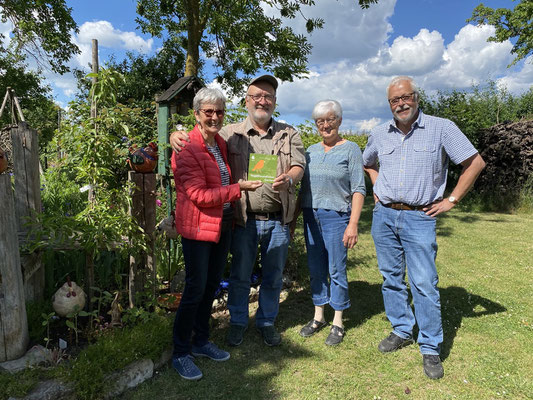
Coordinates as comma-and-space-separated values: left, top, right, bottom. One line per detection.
239, 180, 263, 191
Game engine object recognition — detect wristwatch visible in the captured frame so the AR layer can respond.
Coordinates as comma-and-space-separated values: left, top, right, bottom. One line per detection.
448, 196, 458, 204
288, 176, 294, 186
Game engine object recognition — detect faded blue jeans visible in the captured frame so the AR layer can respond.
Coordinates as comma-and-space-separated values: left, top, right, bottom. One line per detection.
371, 202, 442, 355
303, 208, 351, 311
228, 217, 289, 328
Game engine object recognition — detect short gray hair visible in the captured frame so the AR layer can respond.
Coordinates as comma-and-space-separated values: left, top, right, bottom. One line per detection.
311, 99, 343, 120
193, 88, 226, 111
387, 76, 419, 98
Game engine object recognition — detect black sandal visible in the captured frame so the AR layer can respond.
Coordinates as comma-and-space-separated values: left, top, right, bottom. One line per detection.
299, 319, 328, 337
325, 325, 345, 346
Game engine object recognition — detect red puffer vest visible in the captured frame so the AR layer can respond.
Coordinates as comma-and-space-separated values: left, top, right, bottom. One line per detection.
172, 125, 241, 242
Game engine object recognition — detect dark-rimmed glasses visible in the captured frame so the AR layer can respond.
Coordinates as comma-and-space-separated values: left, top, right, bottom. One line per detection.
199, 109, 225, 117
388, 92, 416, 106
247, 94, 275, 103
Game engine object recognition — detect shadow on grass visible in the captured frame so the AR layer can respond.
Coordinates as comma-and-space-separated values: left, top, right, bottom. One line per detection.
277, 279, 384, 334
439, 286, 506, 361
436, 212, 482, 237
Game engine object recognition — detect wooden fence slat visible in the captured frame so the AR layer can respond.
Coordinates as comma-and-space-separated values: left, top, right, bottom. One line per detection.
11, 122, 44, 301
128, 172, 156, 307
0, 174, 29, 362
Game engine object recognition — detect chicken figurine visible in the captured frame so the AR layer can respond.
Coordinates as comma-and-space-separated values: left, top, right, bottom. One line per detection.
0, 149, 7, 173
52, 277, 87, 317
127, 142, 158, 173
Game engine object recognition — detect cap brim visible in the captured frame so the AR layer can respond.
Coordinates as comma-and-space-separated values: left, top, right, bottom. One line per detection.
248, 74, 278, 90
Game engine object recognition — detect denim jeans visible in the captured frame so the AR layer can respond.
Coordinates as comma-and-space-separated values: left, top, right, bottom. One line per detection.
303, 208, 351, 311
228, 217, 289, 327
371, 202, 442, 355
172, 230, 231, 357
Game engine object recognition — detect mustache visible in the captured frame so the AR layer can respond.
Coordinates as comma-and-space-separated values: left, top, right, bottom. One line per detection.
394, 104, 411, 113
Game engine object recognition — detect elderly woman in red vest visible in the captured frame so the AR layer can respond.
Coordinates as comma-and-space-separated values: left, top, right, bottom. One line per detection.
171, 88, 262, 380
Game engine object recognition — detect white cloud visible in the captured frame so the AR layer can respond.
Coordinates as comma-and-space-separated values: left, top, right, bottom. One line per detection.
77, 21, 153, 54
275, 22, 527, 128
369, 29, 445, 75
268, 0, 395, 65
423, 24, 513, 90
0, 19, 13, 47
497, 55, 533, 93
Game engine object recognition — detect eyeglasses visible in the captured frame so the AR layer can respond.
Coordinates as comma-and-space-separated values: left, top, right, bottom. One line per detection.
247, 94, 275, 103
388, 92, 416, 106
316, 117, 337, 127
199, 109, 225, 117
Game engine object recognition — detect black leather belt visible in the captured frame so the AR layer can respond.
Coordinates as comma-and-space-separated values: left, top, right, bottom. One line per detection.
247, 211, 282, 220
382, 202, 428, 211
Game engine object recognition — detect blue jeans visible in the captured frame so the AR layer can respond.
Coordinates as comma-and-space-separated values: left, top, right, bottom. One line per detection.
303, 208, 351, 311
371, 202, 442, 355
172, 230, 232, 357
228, 217, 289, 327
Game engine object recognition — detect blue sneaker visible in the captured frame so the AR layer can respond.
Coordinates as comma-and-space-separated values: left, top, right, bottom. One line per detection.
191, 342, 230, 361
172, 355, 203, 380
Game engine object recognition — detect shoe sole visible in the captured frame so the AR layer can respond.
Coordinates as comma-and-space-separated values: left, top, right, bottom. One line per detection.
177, 372, 203, 381
378, 338, 414, 353
191, 351, 230, 362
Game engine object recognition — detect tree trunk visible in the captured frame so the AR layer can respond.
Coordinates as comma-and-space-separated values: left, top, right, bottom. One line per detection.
184, 0, 204, 77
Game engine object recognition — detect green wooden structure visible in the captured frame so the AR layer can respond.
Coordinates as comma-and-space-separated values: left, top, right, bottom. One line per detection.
155, 76, 204, 178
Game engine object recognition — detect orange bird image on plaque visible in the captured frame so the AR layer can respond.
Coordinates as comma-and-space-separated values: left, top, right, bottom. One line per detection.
251, 159, 265, 171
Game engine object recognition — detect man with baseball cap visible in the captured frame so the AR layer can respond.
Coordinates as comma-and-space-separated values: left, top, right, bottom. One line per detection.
170, 74, 305, 347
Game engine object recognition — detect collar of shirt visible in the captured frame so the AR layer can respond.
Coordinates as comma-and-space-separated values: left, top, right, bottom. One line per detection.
243, 116, 274, 137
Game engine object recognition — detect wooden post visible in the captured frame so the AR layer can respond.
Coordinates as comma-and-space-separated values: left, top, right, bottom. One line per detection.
86, 38, 99, 306
90, 39, 99, 119
11, 122, 44, 302
0, 174, 29, 362
128, 172, 157, 307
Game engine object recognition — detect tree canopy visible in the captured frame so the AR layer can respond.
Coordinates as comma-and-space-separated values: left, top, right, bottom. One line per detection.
469, 0, 533, 66
0, 0, 79, 73
136, 0, 378, 94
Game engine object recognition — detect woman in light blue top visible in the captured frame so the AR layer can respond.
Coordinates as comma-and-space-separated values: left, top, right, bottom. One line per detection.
296, 100, 365, 346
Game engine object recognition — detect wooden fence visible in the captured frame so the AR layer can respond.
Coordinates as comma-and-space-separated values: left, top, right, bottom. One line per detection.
0, 122, 36, 362
0, 122, 158, 361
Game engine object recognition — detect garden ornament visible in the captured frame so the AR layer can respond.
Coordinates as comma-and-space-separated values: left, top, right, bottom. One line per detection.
52, 277, 87, 317
156, 212, 178, 239
127, 142, 158, 173
0, 148, 7, 173
109, 291, 123, 327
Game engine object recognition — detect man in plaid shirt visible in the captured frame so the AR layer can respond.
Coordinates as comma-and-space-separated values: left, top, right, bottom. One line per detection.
363, 76, 485, 379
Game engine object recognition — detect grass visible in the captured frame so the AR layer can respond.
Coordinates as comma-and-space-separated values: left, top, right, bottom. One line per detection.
119, 205, 532, 400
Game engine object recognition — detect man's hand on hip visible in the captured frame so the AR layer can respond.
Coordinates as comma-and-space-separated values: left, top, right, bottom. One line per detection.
423, 199, 455, 217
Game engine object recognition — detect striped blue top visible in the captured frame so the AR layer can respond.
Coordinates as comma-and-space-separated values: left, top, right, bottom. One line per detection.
300, 140, 366, 212
362, 111, 478, 206
206, 142, 232, 215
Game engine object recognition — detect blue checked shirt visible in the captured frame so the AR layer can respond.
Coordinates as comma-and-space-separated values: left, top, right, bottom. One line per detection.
362, 111, 478, 206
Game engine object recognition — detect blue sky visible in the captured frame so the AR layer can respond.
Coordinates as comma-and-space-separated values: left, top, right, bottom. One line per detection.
42, 1, 532, 131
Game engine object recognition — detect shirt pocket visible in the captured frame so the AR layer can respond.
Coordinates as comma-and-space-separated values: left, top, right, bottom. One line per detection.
413, 144, 437, 166
377, 145, 397, 168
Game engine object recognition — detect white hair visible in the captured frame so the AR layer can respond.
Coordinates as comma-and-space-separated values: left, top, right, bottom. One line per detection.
193, 87, 226, 111
311, 99, 343, 120
387, 76, 419, 98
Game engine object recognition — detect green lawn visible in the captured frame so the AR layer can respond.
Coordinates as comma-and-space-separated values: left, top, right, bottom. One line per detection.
120, 206, 532, 400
